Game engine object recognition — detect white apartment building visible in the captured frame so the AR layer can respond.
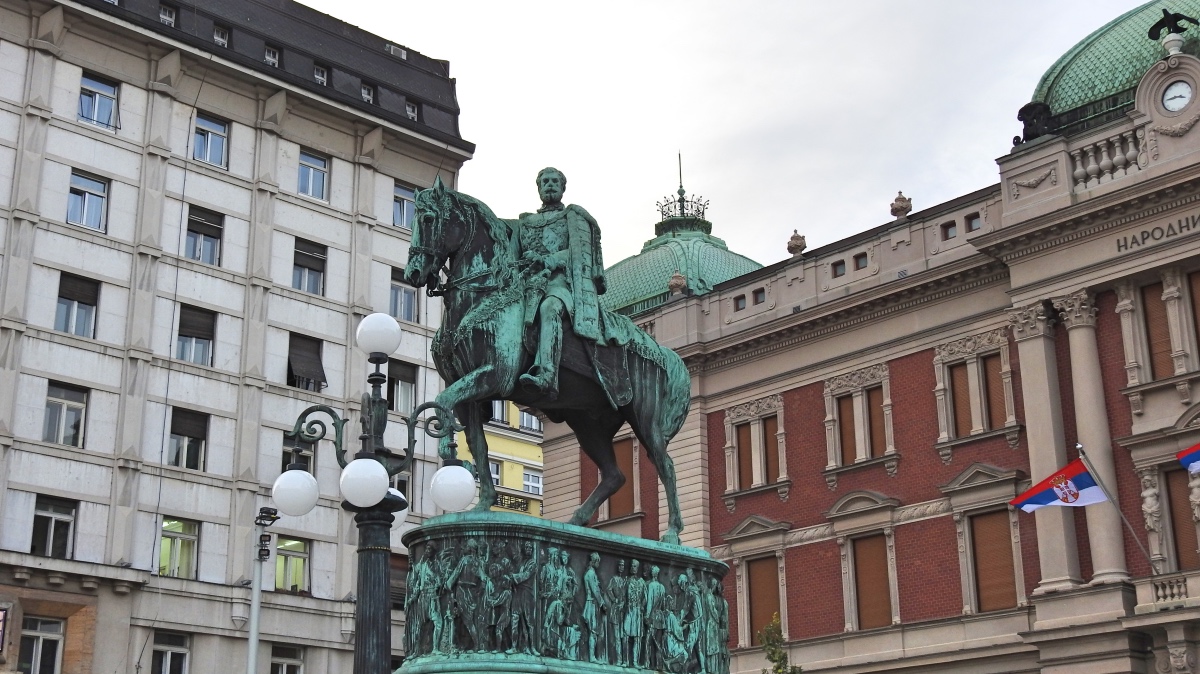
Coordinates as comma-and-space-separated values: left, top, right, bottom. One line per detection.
0, 1, 473, 672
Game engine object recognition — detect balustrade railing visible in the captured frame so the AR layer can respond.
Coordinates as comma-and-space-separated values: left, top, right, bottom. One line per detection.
1068, 125, 1146, 191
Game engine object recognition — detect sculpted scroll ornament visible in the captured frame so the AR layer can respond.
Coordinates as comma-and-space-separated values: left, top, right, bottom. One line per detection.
934, 328, 1008, 363
724, 394, 783, 424
824, 363, 888, 396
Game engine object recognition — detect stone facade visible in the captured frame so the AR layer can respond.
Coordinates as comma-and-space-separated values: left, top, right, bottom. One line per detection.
544, 27, 1200, 674
0, 1, 470, 672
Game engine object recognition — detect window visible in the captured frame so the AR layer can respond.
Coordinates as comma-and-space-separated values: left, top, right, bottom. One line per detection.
391, 472, 408, 496
752, 288, 766, 305
969, 510, 1017, 611
519, 410, 542, 432
853, 534, 892, 629
43, 383, 86, 447
18, 617, 63, 674
866, 387, 885, 459
733, 295, 746, 311
735, 422, 752, 489
185, 207, 222, 265
488, 461, 500, 486
762, 415, 780, 483
55, 273, 98, 338
389, 554, 409, 610
287, 333, 326, 391
387, 360, 416, 413
193, 114, 228, 167
282, 435, 315, 474
276, 537, 309, 593
175, 305, 215, 366
78, 74, 117, 129
405, 102, 419, 121
361, 83, 374, 104
313, 65, 327, 86
966, 212, 982, 232
31, 496, 75, 559
723, 396, 787, 494
159, 517, 198, 579
264, 46, 279, 67
948, 362, 971, 438
270, 645, 303, 674
831, 260, 846, 278
151, 632, 189, 674
853, 253, 868, 270
292, 239, 326, 294
981, 353, 1006, 432
67, 172, 108, 230
1144, 282, 1173, 380
836, 395, 855, 466
523, 470, 542, 496
390, 271, 418, 322
159, 5, 176, 26
490, 400, 508, 423
746, 556, 779, 646
1164, 469, 1200, 571
212, 25, 229, 47
297, 150, 328, 200
393, 184, 415, 229
168, 408, 207, 470
609, 438, 635, 518
933, 329, 1015, 453
941, 221, 958, 240
823, 365, 893, 479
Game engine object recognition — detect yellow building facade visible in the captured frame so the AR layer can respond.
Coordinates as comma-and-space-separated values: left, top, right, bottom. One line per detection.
457, 401, 544, 516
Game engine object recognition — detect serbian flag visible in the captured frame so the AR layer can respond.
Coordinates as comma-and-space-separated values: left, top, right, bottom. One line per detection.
1178, 443, 1200, 474
1010, 458, 1107, 513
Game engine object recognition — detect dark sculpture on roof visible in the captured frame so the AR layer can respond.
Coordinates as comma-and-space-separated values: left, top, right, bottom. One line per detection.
1148, 8, 1199, 40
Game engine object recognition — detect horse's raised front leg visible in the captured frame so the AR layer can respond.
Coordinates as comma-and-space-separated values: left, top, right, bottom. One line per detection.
434, 364, 510, 462
460, 401, 496, 510
561, 409, 625, 527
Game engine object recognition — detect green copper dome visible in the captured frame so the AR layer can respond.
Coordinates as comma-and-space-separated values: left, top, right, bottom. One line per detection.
602, 190, 761, 316
1033, 0, 1200, 115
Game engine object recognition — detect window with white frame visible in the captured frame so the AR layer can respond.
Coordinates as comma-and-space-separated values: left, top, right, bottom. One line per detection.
828, 491, 901, 631
270, 645, 304, 674
822, 364, 894, 484
387, 360, 416, 414
175, 305, 215, 366
491, 400, 508, 423
391, 472, 408, 497
43, 382, 86, 447
940, 464, 1027, 614
393, 184, 415, 228
361, 83, 375, 104
55, 273, 98, 338
932, 328, 1017, 458
313, 65, 327, 86
523, 470, 542, 496
159, 4, 176, 26
159, 517, 199, 579
212, 25, 229, 47
291, 239, 326, 295
850, 533, 893, 629
18, 616, 64, 674
185, 207, 222, 266
405, 102, 419, 121
1115, 270, 1200, 409
264, 46, 279, 67
744, 555, 780, 646
67, 172, 108, 231
276, 537, 309, 593
151, 632, 189, 674
281, 435, 315, 474
31, 496, 75, 559
519, 411, 542, 433
723, 394, 786, 494
297, 150, 328, 200
390, 271, 418, 323
488, 460, 500, 486
168, 408, 208, 471
78, 74, 117, 129
193, 114, 228, 168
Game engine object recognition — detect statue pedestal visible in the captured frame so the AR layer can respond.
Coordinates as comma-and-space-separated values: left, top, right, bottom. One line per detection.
399, 512, 730, 674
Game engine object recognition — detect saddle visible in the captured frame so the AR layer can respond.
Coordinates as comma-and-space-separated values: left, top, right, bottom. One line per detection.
525, 323, 634, 409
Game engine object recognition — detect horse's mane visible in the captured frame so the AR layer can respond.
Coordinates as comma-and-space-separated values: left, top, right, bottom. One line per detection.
445, 189, 512, 259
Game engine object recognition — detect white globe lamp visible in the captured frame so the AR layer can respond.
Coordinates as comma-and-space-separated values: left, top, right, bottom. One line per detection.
356, 313, 402, 356
340, 457, 391, 508
430, 462, 476, 512
389, 488, 409, 530
272, 469, 319, 517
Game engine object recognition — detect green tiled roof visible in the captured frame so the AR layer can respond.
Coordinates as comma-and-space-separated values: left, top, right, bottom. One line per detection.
1033, 0, 1200, 114
602, 227, 762, 315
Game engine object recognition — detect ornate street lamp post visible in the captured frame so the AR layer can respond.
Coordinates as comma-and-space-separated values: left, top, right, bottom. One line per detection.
269, 313, 457, 674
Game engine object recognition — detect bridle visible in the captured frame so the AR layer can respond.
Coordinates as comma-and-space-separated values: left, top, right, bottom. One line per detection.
412, 195, 499, 295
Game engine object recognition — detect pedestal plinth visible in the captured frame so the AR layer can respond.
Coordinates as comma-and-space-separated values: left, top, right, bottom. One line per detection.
399, 512, 730, 674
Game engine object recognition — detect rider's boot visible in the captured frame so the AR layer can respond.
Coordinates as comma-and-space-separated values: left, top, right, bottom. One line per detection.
519, 302, 562, 399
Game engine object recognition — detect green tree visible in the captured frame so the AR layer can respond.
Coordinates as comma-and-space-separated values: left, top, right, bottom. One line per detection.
757, 613, 802, 674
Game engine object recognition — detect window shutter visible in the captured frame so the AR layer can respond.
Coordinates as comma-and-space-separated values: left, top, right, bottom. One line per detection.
1166, 469, 1200, 571
838, 395, 856, 466
287, 333, 327, 384
763, 415, 780, 484
178, 305, 215, 340
186, 207, 224, 239
853, 535, 892, 629
866, 387, 885, 458
736, 422, 754, 489
294, 238, 327, 272
58, 273, 100, 305
746, 556, 780, 646
609, 438, 635, 518
949, 363, 971, 437
388, 360, 417, 383
982, 354, 1006, 431
170, 408, 209, 440
970, 510, 1017, 611
1143, 282, 1174, 380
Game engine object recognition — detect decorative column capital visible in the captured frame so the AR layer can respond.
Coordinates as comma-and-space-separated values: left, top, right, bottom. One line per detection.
1052, 290, 1099, 330
1008, 301, 1054, 341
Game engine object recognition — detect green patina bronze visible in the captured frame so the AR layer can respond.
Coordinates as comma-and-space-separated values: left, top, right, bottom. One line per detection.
400, 512, 730, 674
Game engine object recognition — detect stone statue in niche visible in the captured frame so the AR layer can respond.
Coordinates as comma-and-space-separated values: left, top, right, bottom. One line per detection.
605, 558, 628, 666
1140, 472, 1162, 532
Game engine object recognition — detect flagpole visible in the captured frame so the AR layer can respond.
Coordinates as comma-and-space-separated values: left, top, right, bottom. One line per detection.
1075, 443, 1159, 575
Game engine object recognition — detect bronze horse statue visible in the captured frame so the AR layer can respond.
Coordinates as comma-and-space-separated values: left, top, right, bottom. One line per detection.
403, 178, 691, 544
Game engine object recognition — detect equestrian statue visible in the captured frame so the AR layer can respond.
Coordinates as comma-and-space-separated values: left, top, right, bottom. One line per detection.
403, 168, 691, 544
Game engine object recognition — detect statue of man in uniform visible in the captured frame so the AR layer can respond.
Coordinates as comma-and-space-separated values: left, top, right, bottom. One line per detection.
513, 167, 609, 400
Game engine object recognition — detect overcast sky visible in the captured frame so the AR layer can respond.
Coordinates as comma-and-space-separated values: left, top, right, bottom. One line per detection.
299, 0, 1147, 268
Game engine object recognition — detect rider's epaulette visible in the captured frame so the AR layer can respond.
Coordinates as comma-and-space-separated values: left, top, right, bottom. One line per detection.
567, 204, 597, 226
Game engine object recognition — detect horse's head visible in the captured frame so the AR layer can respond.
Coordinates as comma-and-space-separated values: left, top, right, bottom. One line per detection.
404, 176, 453, 289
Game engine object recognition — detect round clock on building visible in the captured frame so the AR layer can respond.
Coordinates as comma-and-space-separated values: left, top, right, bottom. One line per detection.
1163, 80, 1193, 112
